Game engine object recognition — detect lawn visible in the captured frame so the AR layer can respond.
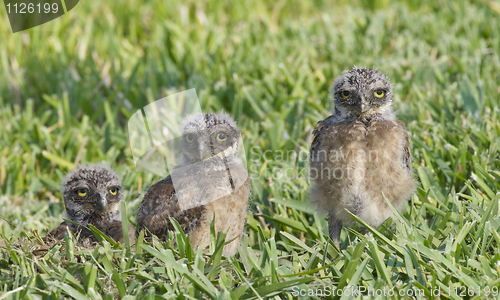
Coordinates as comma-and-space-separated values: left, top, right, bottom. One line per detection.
1, 0, 500, 298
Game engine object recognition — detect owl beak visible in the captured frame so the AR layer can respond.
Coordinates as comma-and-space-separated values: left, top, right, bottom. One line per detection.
96, 193, 108, 212
359, 94, 370, 113
198, 137, 213, 160
361, 102, 369, 113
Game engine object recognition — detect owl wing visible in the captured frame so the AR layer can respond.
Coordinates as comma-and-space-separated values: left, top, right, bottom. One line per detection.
46, 223, 78, 240
45, 222, 94, 242
310, 116, 330, 159
47, 221, 134, 245
136, 175, 205, 239
396, 120, 412, 171
311, 115, 343, 160
97, 220, 135, 244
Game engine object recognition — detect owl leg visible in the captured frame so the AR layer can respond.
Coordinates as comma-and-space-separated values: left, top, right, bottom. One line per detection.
328, 214, 342, 247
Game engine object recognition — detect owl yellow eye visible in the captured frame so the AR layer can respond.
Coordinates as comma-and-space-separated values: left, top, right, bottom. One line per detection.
340, 91, 351, 98
109, 188, 118, 195
186, 134, 194, 143
217, 133, 227, 142
374, 89, 385, 98
77, 188, 88, 197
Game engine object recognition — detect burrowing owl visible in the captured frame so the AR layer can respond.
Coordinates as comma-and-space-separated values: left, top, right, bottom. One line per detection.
309, 67, 416, 246
136, 112, 250, 256
47, 163, 134, 244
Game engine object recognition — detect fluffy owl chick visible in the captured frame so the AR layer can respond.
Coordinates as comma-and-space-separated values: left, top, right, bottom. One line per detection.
47, 163, 134, 244
136, 112, 250, 256
310, 67, 416, 246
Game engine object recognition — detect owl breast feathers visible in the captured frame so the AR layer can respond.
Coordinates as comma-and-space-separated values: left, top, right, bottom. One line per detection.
310, 117, 415, 226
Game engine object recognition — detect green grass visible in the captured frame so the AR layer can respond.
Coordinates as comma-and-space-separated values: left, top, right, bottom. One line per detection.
1, 0, 500, 298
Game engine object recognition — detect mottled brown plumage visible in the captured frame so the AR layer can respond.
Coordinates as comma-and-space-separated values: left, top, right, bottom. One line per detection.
136, 176, 204, 239
310, 67, 416, 246
46, 163, 134, 245
136, 113, 250, 256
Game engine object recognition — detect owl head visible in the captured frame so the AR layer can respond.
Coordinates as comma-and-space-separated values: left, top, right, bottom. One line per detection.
62, 163, 122, 223
331, 67, 394, 120
180, 112, 240, 163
